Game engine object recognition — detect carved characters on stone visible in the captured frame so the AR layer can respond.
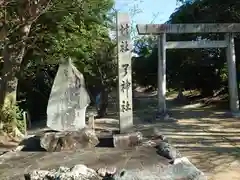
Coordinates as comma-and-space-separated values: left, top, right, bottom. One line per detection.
117, 13, 133, 132
119, 23, 130, 36
47, 58, 90, 131
121, 100, 131, 112
121, 79, 131, 98
122, 64, 129, 77
120, 41, 130, 52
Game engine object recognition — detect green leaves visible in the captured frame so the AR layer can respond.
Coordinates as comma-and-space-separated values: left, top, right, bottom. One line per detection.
17, 0, 117, 92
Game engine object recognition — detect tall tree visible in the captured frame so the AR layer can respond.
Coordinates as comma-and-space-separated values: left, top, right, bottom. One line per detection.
0, 0, 51, 106
0, 0, 51, 136
0, 0, 115, 134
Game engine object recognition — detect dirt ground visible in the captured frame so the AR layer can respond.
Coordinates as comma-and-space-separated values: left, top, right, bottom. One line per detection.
145, 111, 240, 180
0, 91, 240, 179
131, 92, 240, 180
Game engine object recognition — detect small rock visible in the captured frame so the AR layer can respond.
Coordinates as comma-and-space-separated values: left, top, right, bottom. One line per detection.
113, 132, 143, 148
24, 170, 53, 180
71, 164, 99, 179
71, 164, 88, 173
97, 168, 107, 177
13, 145, 25, 152
25, 164, 100, 180
40, 128, 99, 152
106, 167, 117, 175
155, 141, 181, 160
58, 166, 70, 173
162, 157, 207, 180
108, 158, 206, 180
108, 167, 166, 180
97, 167, 117, 177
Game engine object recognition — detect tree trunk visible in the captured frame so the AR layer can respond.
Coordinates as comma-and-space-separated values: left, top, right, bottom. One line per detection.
0, 24, 32, 138
0, 46, 18, 106
0, 24, 32, 105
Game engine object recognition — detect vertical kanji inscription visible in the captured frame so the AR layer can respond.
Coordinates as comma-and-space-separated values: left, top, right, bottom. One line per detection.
117, 13, 133, 132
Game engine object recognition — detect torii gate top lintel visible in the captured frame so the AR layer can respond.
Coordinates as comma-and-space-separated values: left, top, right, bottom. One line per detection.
136, 23, 240, 35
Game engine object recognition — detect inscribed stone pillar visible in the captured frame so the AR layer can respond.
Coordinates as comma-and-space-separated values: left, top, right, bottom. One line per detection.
47, 58, 90, 131
116, 13, 133, 133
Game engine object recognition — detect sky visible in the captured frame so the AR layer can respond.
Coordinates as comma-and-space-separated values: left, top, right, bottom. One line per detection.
115, 0, 180, 24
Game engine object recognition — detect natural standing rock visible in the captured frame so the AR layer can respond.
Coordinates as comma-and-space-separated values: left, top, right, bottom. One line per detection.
40, 128, 99, 152
107, 157, 207, 180
47, 58, 91, 131
25, 164, 101, 180
163, 157, 207, 180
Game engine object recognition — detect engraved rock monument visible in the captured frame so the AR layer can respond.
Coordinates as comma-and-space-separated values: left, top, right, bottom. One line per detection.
47, 58, 90, 131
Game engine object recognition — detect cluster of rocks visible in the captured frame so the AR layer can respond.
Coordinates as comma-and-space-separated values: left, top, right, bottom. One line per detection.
24, 157, 207, 180
22, 127, 207, 180
24, 164, 100, 180
22, 127, 182, 164
27, 128, 145, 152
25, 164, 118, 180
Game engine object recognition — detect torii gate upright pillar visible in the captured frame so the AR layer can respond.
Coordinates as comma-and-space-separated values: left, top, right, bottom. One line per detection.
225, 33, 239, 115
157, 34, 167, 115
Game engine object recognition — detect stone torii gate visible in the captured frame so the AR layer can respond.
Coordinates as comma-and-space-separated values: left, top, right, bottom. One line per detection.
136, 23, 240, 117
116, 12, 240, 132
